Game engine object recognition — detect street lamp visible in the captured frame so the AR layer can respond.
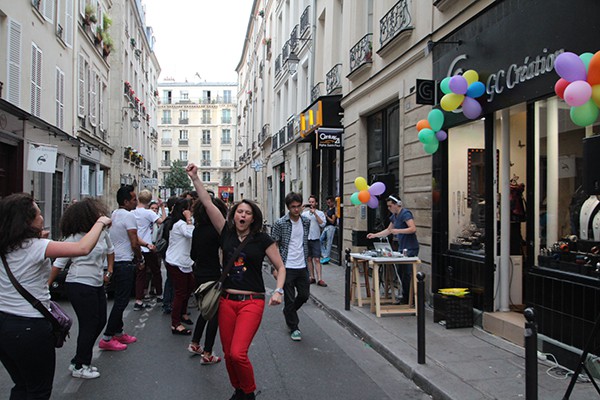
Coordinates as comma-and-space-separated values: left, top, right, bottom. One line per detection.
131, 115, 141, 129
287, 51, 300, 74
237, 140, 244, 153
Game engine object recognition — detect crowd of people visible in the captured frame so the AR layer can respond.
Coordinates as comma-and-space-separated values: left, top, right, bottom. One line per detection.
0, 166, 345, 400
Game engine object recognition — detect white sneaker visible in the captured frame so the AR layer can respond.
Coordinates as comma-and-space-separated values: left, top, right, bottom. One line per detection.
68, 363, 98, 372
72, 365, 100, 379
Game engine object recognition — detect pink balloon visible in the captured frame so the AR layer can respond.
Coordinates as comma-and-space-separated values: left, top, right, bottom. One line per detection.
436, 130, 448, 141
555, 52, 587, 82
462, 97, 482, 119
563, 80, 592, 107
449, 75, 468, 95
367, 196, 379, 209
368, 181, 386, 196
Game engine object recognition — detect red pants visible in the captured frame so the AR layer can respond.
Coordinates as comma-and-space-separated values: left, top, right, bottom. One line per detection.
136, 251, 162, 300
166, 263, 195, 328
218, 297, 265, 394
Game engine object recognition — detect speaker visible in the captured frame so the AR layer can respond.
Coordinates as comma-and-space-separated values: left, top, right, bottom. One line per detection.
583, 135, 600, 195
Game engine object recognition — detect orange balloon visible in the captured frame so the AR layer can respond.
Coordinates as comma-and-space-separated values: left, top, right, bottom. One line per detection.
587, 51, 600, 86
416, 119, 431, 131
358, 190, 370, 203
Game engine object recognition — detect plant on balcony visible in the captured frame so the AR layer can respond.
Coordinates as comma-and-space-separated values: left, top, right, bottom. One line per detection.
103, 14, 112, 31
102, 33, 113, 57
84, 4, 97, 25
124, 146, 133, 159
262, 37, 271, 46
95, 26, 103, 45
154, 89, 159, 97
130, 37, 136, 48
258, 9, 264, 17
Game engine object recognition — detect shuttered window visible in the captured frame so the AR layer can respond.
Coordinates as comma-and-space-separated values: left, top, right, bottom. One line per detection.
64, 0, 74, 47
55, 68, 65, 129
43, 0, 55, 22
7, 19, 21, 106
77, 54, 85, 117
89, 70, 97, 126
30, 43, 42, 117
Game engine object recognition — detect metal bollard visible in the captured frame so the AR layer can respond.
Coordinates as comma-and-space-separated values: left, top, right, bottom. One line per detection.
345, 248, 351, 311
524, 307, 538, 400
417, 272, 426, 364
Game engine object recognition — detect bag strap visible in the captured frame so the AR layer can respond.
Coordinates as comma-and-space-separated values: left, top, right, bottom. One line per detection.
217, 233, 252, 286
1, 254, 58, 327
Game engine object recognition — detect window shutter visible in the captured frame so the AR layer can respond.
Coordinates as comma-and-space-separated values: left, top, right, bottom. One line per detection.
30, 43, 42, 117
77, 54, 85, 117
89, 71, 97, 126
43, 0, 55, 22
65, 0, 74, 46
7, 20, 21, 106
98, 81, 104, 131
55, 68, 65, 129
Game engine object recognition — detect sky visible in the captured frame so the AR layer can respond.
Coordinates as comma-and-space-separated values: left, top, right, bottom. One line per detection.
144, 0, 254, 83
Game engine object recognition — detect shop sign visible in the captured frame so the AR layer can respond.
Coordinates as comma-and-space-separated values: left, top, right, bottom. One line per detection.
141, 178, 159, 187
218, 185, 234, 203
27, 143, 57, 173
316, 128, 343, 149
80, 143, 101, 162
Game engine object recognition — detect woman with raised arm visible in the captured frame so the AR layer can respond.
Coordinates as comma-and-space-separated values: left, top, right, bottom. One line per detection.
0, 193, 110, 399
186, 163, 286, 400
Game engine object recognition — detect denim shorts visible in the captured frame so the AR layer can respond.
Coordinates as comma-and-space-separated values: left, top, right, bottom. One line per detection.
307, 239, 321, 258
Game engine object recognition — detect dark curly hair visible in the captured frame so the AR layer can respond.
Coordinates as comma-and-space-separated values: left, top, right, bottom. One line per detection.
169, 198, 192, 228
0, 193, 42, 255
60, 197, 109, 238
193, 196, 227, 225
227, 199, 264, 235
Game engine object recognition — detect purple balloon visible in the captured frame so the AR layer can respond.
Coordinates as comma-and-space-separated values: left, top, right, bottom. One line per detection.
436, 130, 448, 141
555, 52, 587, 82
449, 75, 468, 95
462, 97, 482, 119
367, 196, 379, 209
368, 181, 386, 196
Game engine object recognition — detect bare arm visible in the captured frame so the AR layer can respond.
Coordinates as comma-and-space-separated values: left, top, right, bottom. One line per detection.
186, 163, 226, 233
45, 216, 111, 259
265, 242, 286, 306
366, 222, 393, 239
47, 266, 62, 286
127, 229, 143, 260
104, 252, 114, 283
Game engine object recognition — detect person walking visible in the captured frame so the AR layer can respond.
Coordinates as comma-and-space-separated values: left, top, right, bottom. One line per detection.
165, 198, 196, 335
367, 195, 419, 304
186, 163, 286, 400
49, 198, 114, 379
301, 195, 327, 286
271, 192, 311, 342
187, 196, 228, 364
158, 196, 178, 314
99, 185, 142, 351
320, 196, 337, 264
0, 193, 110, 398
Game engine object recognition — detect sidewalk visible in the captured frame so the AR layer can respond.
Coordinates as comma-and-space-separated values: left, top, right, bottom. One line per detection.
307, 261, 596, 400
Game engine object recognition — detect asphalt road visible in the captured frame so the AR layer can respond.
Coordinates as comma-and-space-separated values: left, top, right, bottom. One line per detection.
0, 277, 430, 400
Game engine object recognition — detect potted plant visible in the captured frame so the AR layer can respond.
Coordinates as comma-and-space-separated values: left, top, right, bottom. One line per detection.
95, 26, 103, 45
102, 35, 113, 58
130, 37, 136, 48
262, 37, 271, 46
103, 14, 112, 31
258, 9, 264, 17
84, 4, 97, 25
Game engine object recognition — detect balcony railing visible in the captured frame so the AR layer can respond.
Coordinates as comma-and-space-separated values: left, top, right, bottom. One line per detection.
200, 159, 211, 167
221, 117, 232, 124
311, 82, 324, 102
221, 138, 231, 145
161, 118, 172, 124
202, 138, 211, 145
278, 127, 286, 148
275, 54, 282, 76
178, 139, 188, 146
271, 130, 279, 152
201, 118, 212, 124
161, 159, 171, 167
326, 64, 342, 94
349, 34, 373, 74
286, 119, 294, 142
220, 160, 233, 167
282, 40, 290, 63
380, 0, 413, 48
161, 138, 172, 146
289, 25, 298, 52
179, 118, 189, 124
300, 6, 310, 35
258, 124, 270, 143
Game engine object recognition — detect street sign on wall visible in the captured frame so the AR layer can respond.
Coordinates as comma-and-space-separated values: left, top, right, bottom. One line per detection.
141, 178, 159, 187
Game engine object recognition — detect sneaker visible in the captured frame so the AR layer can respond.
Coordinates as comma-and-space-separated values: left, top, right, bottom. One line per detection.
156, 296, 163, 303
69, 363, 98, 372
317, 280, 328, 287
133, 302, 151, 311
187, 343, 203, 356
228, 389, 244, 400
290, 330, 302, 341
201, 353, 222, 365
72, 365, 100, 379
114, 333, 137, 344
162, 308, 172, 314
320, 257, 330, 264
99, 338, 127, 351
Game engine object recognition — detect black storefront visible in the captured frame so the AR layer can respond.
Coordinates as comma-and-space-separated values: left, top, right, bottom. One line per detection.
431, 0, 600, 355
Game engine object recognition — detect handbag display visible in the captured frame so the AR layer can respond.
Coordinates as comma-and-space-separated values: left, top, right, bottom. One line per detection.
194, 234, 251, 320
1, 254, 73, 348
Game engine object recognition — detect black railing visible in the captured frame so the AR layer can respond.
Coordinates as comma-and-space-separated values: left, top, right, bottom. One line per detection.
179, 139, 188, 146
300, 6, 310, 35
282, 40, 290, 62
380, 0, 413, 48
272, 131, 279, 151
259, 124, 270, 143
311, 82, 323, 102
201, 118, 211, 124
275, 54, 282, 76
221, 138, 231, 145
289, 25, 299, 52
161, 118, 171, 124
179, 118, 188, 124
350, 33, 373, 74
278, 127, 286, 148
202, 139, 211, 145
326, 64, 342, 94
286, 119, 294, 142
200, 159, 211, 167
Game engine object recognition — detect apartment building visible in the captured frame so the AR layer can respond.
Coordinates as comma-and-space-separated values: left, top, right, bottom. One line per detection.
157, 81, 237, 199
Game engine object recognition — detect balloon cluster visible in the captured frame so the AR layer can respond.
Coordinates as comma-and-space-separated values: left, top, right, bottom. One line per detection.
440, 70, 486, 119
554, 51, 600, 127
417, 109, 446, 154
350, 177, 386, 209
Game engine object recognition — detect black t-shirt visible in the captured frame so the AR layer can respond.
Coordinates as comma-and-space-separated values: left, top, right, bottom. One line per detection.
326, 207, 336, 226
220, 225, 274, 293
190, 223, 221, 281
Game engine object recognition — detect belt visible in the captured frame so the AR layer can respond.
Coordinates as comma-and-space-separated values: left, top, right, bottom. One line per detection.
221, 293, 265, 301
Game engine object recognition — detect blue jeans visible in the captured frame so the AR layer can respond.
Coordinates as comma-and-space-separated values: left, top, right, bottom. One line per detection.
320, 225, 336, 258
0, 311, 55, 399
162, 268, 173, 313
396, 248, 419, 302
104, 261, 135, 337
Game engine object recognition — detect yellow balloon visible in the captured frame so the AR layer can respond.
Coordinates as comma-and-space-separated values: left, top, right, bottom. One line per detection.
463, 70, 479, 86
441, 93, 465, 111
354, 176, 368, 191
592, 84, 600, 108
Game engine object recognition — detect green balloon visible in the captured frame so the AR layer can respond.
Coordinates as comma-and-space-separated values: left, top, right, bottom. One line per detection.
423, 140, 439, 154
580, 52, 594, 72
418, 128, 435, 144
570, 100, 599, 127
428, 109, 444, 131
350, 192, 361, 205
440, 77, 452, 95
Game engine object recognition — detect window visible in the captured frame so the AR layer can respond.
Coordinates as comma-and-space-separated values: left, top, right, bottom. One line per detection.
180, 91, 189, 101
222, 109, 231, 124
77, 54, 87, 117
63, 0, 74, 46
202, 90, 211, 103
55, 68, 65, 129
161, 130, 172, 146
202, 130, 211, 145
179, 109, 189, 124
89, 70, 97, 126
179, 130, 188, 140
221, 150, 232, 167
162, 150, 171, 167
201, 150, 211, 166
202, 109, 211, 124
163, 90, 172, 104
162, 110, 171, 124
223, 172, 232, 186
7, 20, 22, 106
223, 90, 232, 103
221, 129, 231, 144
179, 150, 188, 161
202, 172, 211, 182
30, 43, 42, 117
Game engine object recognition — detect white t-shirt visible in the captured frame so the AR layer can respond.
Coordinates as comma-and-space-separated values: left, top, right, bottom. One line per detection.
132, 207, 159, 253
285, 218, 306, 269
109, 208, 138, 262
54, 230, 114, 287
165, 220, 194, 272
0, 238, 51, 318
301, 209, 326, 240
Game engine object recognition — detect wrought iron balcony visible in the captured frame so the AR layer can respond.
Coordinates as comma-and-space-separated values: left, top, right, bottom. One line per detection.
161, 159, 171, 167
349, 34, 373, 74
380, 0, 413, 48
289, 25, 298, 52
161, 118, 172, 124
272, 132, 279, 151
221, 138, 231, 145
200, 159, 211, 167
202, 138, 211, 145
161, 138, 172, 146
220, 160, 233, 167
300, 6, 310, 35
275, 54, 282, 76
311, 82, 323, 102
259, 124, 270, 143
286, 119, 294, 142
221, 117, 232, 124
201, 118, 211, 124
178, 139, 188, 146
179, 118, 188, 124
278, 127, 286, 148
326, 64, 342, 94
282, 40, 290, 62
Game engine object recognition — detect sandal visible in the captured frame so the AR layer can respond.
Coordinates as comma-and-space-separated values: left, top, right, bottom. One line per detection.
181, 316, 194, 325
317, 280, 328, 287
201, 353, 222, 365
171, 326, 192, 335
187, 343, 203, 355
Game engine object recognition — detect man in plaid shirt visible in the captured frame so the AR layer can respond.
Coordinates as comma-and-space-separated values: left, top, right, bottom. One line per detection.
271, 192, 310, 342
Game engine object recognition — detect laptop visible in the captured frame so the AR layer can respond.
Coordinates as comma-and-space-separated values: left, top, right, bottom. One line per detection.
373, 242, 393, 255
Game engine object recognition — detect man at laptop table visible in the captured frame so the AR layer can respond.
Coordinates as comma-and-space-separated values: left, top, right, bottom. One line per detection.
367, 195, 419, 304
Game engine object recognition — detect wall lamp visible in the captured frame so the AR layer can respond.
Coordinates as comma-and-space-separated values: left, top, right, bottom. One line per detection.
122, 104, 141, 129
286, 37, 311, 75
424, 39, 462, 56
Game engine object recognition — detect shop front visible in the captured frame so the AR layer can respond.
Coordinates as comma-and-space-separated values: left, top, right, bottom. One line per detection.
431, 0, 600, 355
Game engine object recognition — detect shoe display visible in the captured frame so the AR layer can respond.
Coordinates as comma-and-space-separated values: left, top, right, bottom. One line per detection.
69, 363, 98, 372
71, 365, 100, 379
187, 343, 203, 355
114, 333, 137, 344
290, 329, 302, 341
201, 353, 222, 365
99, 338, 127, 351
317, 280, 328, 287
320, 257, 330, 264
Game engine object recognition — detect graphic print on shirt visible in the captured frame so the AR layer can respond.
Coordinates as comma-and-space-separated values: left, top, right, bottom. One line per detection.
229, 251, 248, 283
